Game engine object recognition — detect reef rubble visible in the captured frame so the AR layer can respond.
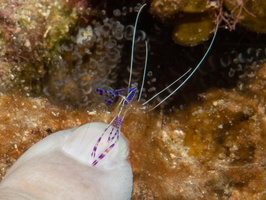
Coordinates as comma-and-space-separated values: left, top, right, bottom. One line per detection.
0, 63, 265, 199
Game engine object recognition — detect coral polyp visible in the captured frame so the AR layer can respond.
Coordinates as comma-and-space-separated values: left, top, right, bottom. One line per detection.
43, 6, 148, 108
43, 16, 126, 108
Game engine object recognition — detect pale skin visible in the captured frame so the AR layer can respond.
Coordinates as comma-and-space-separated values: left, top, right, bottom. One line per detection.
0, 122, 133, 200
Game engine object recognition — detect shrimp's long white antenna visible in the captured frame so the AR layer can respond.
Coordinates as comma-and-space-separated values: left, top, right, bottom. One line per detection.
142, 68, 192, 105
128, 3, 147, 91
138, 40, 149, 101
146, 21, 219, 111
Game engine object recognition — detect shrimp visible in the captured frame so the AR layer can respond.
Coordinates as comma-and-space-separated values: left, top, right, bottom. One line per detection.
0, 3, 218, 200
91, 3, 219, 166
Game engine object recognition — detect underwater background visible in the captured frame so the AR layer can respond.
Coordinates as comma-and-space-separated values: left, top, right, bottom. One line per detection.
0, 0, 265, 199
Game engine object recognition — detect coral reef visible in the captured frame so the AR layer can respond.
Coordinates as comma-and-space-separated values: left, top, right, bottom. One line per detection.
150, 0, 217, 46
0, 0, 78, 94
150, 0, 266, 46
43, 17, 125, 108
0, 63, 265, 199
42, 4, 147, 108
126, 63, 266, 199
0, 0, 146, 107
0, 1, 266, 199
0, 92, 90, 179
43, 16, 137, 108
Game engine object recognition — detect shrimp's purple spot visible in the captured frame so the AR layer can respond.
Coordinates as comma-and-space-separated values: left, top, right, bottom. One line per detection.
106, 99, 114, 106
109, 143, 116, 149
99, 153, 105, 159
91, 134, 105, 158
96, 88, 104, 95
109, 129, 118, 141
92, 160, 98, 166
96, 136, 102, 143
96, 87, 137, 106
124, 88, 137, 105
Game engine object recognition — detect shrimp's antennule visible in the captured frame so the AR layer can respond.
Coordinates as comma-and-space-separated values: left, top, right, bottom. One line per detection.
144, 20, 219, 111
142, 68, 192, 106
128, 3, 147, 91
138, 40, 149, 102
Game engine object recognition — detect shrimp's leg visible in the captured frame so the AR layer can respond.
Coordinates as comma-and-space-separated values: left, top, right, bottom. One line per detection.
91, 117, 123, 166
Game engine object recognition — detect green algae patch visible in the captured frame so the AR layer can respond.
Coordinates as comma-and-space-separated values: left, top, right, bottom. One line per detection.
172, 12, 216, 46
0, 0, 78, 95
0, 0, 78, 52
182, 0, 209, 13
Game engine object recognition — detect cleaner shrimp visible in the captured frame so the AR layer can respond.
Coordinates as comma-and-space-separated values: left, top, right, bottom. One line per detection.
0, 3, 218, 200
91, 3, 219, 166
